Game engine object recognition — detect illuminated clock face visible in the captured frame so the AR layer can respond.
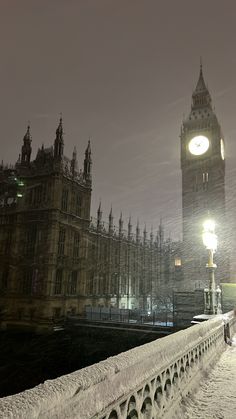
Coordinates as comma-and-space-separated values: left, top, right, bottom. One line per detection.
220, 139, 225, 160
188, 135, 209, 156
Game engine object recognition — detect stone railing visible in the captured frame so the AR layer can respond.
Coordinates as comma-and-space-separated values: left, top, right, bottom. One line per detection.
1, 312, 236, 419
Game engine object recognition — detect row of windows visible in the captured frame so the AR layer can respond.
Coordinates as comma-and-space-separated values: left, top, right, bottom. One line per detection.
193, 172, 209, 192
25, 183, 84, 217
27, 183, 51, 206
19, 269, 42, 295
86, 274, 138, 296
87, 249, 165, 271
193, 96, 208, 106
0, 215, 16, 225
4, 226, 46, 257
58, 230, 80, 257
54, 269, 78, 295
61, 188, 83, 216
89, 244, 154, 264
3, 226, 81, 258
5, 269, 79, 296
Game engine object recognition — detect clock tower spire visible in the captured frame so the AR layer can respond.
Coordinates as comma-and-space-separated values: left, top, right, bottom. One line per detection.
192, 62, 212, 108
181, 64, 228, 289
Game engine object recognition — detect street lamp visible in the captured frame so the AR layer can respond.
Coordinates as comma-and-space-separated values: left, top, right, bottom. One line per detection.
202, 219, 221, 315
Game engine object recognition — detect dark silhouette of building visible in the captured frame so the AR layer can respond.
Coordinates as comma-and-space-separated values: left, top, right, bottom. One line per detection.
0, 119, 181, 331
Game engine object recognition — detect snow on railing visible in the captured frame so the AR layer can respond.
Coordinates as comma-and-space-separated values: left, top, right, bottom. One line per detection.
0, 312, 235, 419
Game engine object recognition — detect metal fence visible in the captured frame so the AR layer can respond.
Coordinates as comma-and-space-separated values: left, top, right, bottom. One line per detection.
84, 306, 173, 326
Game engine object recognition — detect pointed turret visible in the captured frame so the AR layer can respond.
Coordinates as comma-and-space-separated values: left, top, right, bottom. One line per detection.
72, 146, 77, 161
109, 206, 113, 233
150, 226, 154, 245
97, 201, 102, 230
128, 216, 132, 238
155, 230, 159, 247
54, 117, 64, 159
136, 220, 140, 243
192, 62, 212, 110
143, 224, 147, 244
21, 125, 32, 164
83, 139, 92, 181
159, 219, 164, 249
119, 212, 123, 236
70, 146, 78, 176
181, 61, 219, 149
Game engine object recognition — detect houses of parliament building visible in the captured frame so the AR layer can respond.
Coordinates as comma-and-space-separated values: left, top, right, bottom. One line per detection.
0, 118, 181, 331
0, 64, 230, 331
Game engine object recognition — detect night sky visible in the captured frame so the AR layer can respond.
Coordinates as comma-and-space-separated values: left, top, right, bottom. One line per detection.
1, 0, 236, 240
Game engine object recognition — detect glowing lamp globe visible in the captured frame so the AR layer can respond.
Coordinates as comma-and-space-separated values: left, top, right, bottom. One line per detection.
202, 219, 217, 251
203, 219, 215, 233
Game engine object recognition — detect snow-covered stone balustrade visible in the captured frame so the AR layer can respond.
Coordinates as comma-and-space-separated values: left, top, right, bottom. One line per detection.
1, 312, 236, 419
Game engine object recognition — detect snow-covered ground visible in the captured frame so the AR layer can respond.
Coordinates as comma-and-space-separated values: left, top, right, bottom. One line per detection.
180, 336, 236, 419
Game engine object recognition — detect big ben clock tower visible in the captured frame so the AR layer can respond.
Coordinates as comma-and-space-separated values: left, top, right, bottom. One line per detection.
181, 64, 228, 290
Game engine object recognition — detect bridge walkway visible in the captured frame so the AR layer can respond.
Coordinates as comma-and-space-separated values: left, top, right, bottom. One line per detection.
181, 336, 236, 419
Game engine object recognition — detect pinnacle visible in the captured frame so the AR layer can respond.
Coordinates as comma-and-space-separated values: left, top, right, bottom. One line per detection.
23, 124, 32, 143
86, 139, 91, 153
194, 64, 208, 94
109, 205, 113, 218
56, 116, 63, 138
191, 63, 212, 109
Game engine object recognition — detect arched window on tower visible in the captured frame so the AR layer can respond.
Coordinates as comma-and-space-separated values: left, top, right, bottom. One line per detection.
73, 232, 80, 258
0, 269, 8, 292
54, 269, 63, 295
75, 194, 82, 217
21, 270, 33, 294
58, 229, 66, 256
203, 172, 209, 190
61, 189, 69, 211
68, 271, 77, 295
25, 226, 37, 255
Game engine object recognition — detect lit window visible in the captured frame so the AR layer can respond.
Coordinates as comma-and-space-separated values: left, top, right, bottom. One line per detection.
175, 258, 182, 267
202, 172, 209, 183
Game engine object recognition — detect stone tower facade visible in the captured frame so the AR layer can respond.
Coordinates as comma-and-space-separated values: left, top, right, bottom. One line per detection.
0, 119, 92, 331
181, 64, 229, 290
0, 119, 181, 331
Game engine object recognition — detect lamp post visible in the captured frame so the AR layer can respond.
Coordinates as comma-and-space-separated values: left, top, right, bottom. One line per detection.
202, 219, 221, 315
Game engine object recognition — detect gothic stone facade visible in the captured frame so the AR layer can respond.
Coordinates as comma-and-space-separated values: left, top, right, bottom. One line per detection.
0, 119, 181, 331
181, 65, 230, 290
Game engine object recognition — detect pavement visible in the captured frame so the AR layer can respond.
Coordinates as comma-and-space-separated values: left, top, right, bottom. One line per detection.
181, 336, 236, 419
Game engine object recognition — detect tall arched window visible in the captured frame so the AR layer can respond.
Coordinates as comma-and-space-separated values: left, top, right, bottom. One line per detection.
54, 269, 63, 295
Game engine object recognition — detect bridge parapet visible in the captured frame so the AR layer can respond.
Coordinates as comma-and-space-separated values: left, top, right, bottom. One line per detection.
1, 312, 236, 419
